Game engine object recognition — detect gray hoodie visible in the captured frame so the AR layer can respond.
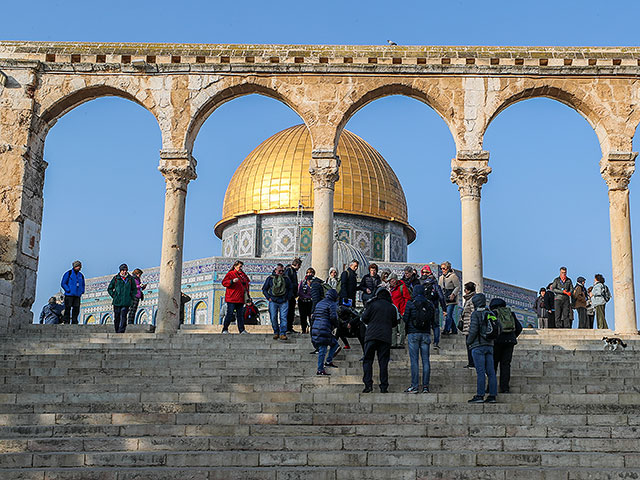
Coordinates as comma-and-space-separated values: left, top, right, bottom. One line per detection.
466, 294, 494, 350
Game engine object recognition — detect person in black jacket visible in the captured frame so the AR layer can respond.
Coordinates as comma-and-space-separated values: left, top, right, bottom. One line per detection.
284, 258, 302, 333
361, 288, 398, 393
311, 289, 340, 375
489, 298, 523, 394
359, 263, 381, 305
403, 284, 435, 393
339, 260, 359, 305
543, 283, 556, 328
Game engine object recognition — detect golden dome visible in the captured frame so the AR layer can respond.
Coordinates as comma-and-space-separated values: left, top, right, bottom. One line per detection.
215, 125, 414, 241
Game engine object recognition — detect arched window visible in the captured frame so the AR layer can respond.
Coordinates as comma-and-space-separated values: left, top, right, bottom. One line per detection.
85, 315, 97, 325
101, 313, 113, 325
194, 301, 208, 324
136, 309, 149, 324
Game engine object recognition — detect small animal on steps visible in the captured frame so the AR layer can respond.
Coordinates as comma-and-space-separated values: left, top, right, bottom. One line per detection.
602, 337, 627, 351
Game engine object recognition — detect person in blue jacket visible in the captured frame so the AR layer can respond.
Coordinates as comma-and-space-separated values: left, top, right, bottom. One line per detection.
60, 260, 85, 324
311, 289, 340, 376
39, 297, 64, 324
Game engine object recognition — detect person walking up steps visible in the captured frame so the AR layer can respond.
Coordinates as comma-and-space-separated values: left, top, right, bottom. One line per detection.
438, 261, 460, 335
489, 298, 523, 394
221, 260, 250, 334
403, 284, 434, 393
262, 264, 292, 340
467, 293, 498, 403
311, 289, 340, 376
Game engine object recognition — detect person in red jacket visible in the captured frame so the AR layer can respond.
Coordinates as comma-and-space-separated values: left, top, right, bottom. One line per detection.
389, 273, 411, 348
221, 260, 251, 334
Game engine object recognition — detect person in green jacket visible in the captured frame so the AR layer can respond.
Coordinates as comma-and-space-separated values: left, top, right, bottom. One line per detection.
107, 264, 137, 333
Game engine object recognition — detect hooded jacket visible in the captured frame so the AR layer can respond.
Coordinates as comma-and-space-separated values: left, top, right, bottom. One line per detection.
403, 284, 434, 335
488, 298, 523, 345
39, 302, 63, 324
311, 289, 338, 346
262, 273, 292, 304
107, 273, 138, 307
420, 274, 447, 311
466, 294, 493, 349
361, 289, 399, 344
221, 268, 250, 304
390, 280, 411, 315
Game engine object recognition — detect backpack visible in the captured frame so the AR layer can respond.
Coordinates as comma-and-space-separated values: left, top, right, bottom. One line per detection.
481, 310, 502, 340
603, 285, 612, 303
270, 275, 287, 297
493, 306, 515, 333
413, 300, 435, 331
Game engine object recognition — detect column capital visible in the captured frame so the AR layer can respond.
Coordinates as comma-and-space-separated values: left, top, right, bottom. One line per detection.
600, 151, 637, 191
451, 154, 491, 200
158, 149, 197, 184
310, 151, 340, 190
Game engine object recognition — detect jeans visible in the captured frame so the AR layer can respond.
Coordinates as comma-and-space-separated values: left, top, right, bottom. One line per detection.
286, 298, 297, 331
317, 338, 339, 371
113, 305, 129, 333
63, 295, 81, 324
407, 333, 431, 389
444, 304, 458, 333
576, 307, 588, 329
555, 296, 571, 328
269, 301, 289, 335
493, 342, 514, 392
433, 324, 441, 346
223, 302, 246, 332
471, 345, 497, 397
362, 339, 391, 391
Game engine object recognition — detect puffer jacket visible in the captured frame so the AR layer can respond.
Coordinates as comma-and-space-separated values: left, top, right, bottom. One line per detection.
466, 294, 494, 350
403, 285, 434, 335
39, 302, 63, 324
311, 289, 338, 346
461, 292, 474, 335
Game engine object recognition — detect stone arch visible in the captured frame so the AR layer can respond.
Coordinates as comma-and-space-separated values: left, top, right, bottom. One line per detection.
185, 80, 307, 151
335, 82, 459, 151
483, 85, 607, 154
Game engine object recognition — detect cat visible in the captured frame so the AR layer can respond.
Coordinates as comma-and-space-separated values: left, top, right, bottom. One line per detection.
602, 337, 627, 351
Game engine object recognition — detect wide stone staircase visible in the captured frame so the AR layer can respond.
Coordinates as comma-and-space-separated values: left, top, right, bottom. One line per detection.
0, 324, 639, 479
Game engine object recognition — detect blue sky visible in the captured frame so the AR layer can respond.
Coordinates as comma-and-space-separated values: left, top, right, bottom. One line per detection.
6, 0, 640, 327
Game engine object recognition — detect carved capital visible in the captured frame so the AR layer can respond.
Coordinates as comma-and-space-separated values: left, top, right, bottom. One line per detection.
600, 151, 637, 191
310, 151, 340, 190
158, 149, 197, 188
451, 154, 491, 199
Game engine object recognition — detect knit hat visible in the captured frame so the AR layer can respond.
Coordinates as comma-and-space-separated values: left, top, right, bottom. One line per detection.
119, 264, 128, 271
577, 276, 586, 284
72, 260, 82, 268
388, 273, 398, 280
421, 265, 431, 274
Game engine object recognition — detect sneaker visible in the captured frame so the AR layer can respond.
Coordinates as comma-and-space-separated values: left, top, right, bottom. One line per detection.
273, 334, 279, 340
362, 386, 373, 393
404, 386, 419, 394
484, 396, 497, 403
316, 370, 331, 376
221, 330, 230, 334
324, 362, 338, 368
433, 344, 440, 351
343, 345, 351, 350
468, 395, 484, 403
279, 334, 288, 340
309, 349, 319, 354
240, 330, 250, 335
422, 386, 430, 393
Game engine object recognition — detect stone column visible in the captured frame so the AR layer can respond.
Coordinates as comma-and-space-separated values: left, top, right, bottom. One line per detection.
310, 151, 340, 280
601, 152, 638, 334
451, 151, 491, 293
156, 150, 197, 334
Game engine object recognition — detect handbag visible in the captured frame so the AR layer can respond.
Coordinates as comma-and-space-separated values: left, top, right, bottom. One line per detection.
457, 319, 464, 331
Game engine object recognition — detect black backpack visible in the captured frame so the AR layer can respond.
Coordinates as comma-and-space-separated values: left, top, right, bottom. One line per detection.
413, 300, 435, 331
481, 310, 502, 340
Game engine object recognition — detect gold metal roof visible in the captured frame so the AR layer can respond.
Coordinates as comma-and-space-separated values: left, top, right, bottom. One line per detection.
214, 125, 414, 241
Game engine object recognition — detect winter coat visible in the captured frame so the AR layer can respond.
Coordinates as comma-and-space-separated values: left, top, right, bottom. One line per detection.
39, 302, 63, 324
438, 271, 461, 305
420, 274, 447, 311
533, 295, 548, 318
359, 273, 381, 303
403, 285, 433, 335
361, 289, 399, 344
466, 294, 494, 350
311, 289, 339, 346
461, 292, 474, 335
543, 290, 555, 311
572, 283, 588, 309
298, 278, 313, 301
133, 276, 144, 300
284, 265, 299, 299
262, 274, 292, 304
551, 276, 573, 302
489, 298, 523, 345
61, 269, 85, 297
222, 269, 250, 304
310, 277, 325, 311
390, 280, 411, 316
339, 268, 358, 301
107, 274, 138, 307
591, 282, 607, 307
